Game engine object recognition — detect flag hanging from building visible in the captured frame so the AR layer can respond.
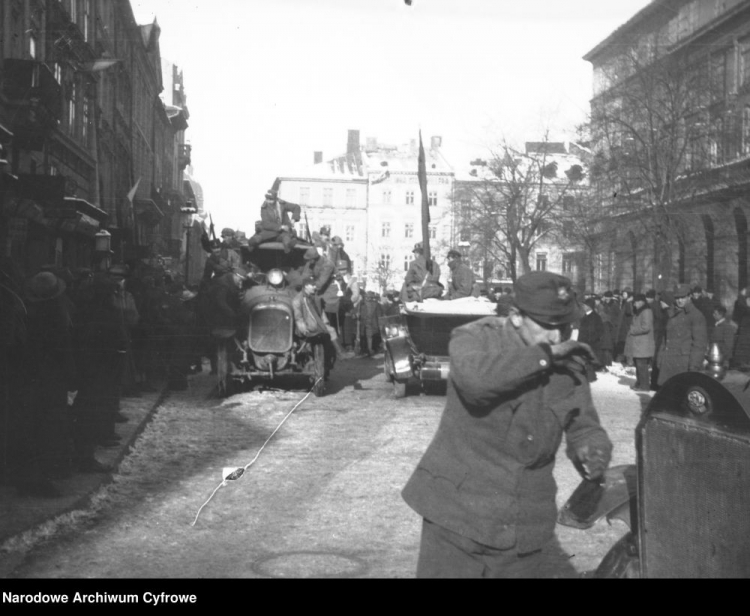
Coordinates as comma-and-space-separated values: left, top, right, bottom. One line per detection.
126, 177, 141, 203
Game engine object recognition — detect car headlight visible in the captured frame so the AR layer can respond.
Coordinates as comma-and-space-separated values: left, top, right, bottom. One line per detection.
267, 269, 284, 286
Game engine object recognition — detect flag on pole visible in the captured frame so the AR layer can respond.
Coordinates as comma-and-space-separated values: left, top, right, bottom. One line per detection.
126, 177, 141, 203
418, 131, 431, 263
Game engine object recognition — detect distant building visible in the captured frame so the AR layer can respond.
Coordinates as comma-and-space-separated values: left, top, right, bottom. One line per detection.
279, 130, 456, 292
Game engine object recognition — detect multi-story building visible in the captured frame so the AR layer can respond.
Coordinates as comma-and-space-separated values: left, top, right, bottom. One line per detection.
279, 130, 455, 293
0, 0, 198, 280
584, 0, 750, 305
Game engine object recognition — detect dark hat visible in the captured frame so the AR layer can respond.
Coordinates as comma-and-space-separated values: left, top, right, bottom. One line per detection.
645, 289, 656, 299
603, 290, 613, 298
412, 242, 424, 254
319, 225, 331, 237
25, 272, 66, 302
303, 247, 319, 261
691, 285, 703, 294
583, 297, 596, 309
447, 249, 462, 259
221, 227, 235, 237
660, 290, 675, 305
302, 275, 317, 287
633, 293, 647, 303
265, 189, 278, 200
513, 271, 582, 326
673, 283, 691, 298
209, 238, 222, 250
331, 235, 344, 246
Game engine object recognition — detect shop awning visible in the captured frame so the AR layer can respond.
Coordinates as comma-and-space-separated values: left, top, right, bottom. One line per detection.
63, 196, 109, 222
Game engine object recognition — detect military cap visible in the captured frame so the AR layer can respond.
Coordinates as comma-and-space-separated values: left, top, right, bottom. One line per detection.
447, 249, 462, 260
302, 275, 317, 287
221, 227, 235, 237
513, 271, 582, 326
673, 283, 691, 298
691, 285, 703, 294
331, 236, 344, 246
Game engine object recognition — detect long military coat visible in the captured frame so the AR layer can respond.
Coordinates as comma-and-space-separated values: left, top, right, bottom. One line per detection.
624, 305, 655, 359
402, 316, 612, 553
657, 300, 708, 385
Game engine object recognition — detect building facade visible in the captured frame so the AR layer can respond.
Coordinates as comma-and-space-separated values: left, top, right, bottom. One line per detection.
0, 0, 200, 281
585, 0, 750, 306
279, 130, 456, 293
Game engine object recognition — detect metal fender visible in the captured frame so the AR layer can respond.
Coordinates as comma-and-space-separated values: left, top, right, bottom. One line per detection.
557, 464, 636, 530
592, 531, 641, 578
384, 336, 414, 380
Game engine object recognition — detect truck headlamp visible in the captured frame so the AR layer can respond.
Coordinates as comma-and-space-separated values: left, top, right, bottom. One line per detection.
267, 269, 284, 286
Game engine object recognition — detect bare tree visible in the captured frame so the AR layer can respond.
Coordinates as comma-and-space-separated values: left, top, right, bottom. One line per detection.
587, 34, 721, 285
454, 133, 587, 285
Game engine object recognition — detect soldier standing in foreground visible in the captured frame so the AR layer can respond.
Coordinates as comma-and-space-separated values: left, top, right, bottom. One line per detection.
402, 271, 613, 578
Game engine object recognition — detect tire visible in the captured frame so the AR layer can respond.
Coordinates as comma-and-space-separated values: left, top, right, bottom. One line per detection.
312, 342, 326, 397
393, 379, 407, 399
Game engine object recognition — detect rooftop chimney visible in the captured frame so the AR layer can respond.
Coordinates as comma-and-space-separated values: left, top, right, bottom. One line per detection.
314, 151, 323, 164
347, 129, 360, 155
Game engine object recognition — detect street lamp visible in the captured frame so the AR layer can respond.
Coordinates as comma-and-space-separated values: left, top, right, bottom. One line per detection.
180, 204, 198, 284
94, 229, 112, 271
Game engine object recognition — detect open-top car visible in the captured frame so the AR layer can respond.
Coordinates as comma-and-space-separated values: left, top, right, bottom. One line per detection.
379, 297, 498, 398
210, 240, 329, 397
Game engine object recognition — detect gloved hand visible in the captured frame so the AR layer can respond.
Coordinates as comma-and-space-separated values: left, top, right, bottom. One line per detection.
550, 340, 595, 363
575, 444, 610, 481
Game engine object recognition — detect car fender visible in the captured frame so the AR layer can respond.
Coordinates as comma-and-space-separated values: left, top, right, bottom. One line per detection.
384, 336, 414, 380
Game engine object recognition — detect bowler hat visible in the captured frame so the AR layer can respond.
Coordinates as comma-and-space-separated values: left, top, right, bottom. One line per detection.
673, 283, 691, 298
25, 272, 66, 302
513, 271, 582, 326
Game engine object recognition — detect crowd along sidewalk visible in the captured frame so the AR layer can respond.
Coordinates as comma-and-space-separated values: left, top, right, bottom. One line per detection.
0, 384, 170, 550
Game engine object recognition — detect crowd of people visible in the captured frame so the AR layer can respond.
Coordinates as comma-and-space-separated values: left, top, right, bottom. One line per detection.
574, 283, 744, 391
0, 256, 204, 499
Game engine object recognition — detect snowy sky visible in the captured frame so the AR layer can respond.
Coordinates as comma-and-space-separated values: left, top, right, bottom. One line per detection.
130, 0, 652, 230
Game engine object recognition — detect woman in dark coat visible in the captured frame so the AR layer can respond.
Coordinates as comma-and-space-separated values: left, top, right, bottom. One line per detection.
732, 287, 750, 369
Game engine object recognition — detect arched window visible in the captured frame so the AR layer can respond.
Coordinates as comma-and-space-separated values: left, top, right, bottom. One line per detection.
735, 208, 748, 291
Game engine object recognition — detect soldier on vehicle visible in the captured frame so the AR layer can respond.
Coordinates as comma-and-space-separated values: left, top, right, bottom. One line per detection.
246, 189, 301, 254
401, 242, 442, 302
444, 249, 476, 300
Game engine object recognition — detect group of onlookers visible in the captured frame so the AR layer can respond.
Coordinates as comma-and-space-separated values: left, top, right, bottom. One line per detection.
576, 283, 743, 391
0, 256, 201, 499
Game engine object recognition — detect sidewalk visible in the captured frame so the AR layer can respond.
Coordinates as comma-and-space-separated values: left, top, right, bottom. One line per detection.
0, 384, 170, 549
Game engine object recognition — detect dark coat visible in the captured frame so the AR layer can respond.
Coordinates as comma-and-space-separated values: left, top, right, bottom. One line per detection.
259, 199, 301, 233
598, 301, 619, 351
446, 261, 476, 300
401, 255, 441, 302
615, 299, 633, 343
402, 317, 612, 552
657, 300, 708, 384
625, 304, 655, 359
205, 272, 242, 335
577, 309, 605, 366
648, 299, 668, 358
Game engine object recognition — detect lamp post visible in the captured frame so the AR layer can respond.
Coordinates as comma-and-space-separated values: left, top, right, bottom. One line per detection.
180, 204, 198, 284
